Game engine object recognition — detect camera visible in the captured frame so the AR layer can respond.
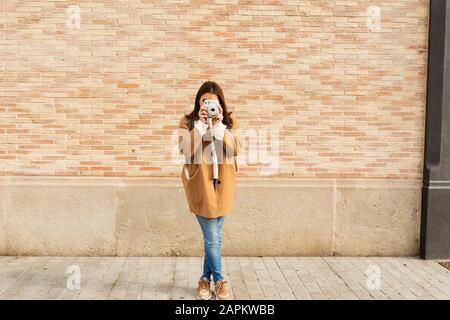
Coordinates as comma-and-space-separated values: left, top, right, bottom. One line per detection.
204, 99, 220, 118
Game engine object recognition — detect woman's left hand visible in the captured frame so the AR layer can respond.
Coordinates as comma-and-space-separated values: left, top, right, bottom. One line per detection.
212, 105, 223, 126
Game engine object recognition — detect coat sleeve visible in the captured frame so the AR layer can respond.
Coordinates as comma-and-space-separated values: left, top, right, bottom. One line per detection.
222, 118, 241, 158
177, 116, 205, 163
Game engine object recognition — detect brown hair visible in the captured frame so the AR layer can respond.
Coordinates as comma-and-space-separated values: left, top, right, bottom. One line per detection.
184, 81, 234, 130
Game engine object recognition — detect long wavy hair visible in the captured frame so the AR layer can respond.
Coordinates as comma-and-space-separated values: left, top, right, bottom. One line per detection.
184, 81, 234, 130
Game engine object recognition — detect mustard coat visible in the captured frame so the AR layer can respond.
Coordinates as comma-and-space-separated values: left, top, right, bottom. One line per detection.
177, 115, 241, 218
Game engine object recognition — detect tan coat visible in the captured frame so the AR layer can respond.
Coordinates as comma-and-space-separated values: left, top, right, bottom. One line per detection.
177, 115, 241, 218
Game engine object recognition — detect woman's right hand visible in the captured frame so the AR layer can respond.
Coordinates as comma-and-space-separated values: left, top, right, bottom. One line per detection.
198, 104, 208, 124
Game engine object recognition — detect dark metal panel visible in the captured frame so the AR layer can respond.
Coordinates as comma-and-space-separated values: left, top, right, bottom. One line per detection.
421, 0, 450, 259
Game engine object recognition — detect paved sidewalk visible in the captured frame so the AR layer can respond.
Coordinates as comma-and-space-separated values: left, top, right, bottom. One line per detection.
0, 256, 449, 300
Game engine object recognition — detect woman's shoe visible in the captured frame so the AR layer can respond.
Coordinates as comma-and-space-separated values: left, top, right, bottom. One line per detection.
214, 279, 232, 300
197, 277, 212, 300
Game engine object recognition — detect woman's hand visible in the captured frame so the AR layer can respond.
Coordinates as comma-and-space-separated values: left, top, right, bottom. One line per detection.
198, 104, 208, 124
212, 105, 223, 126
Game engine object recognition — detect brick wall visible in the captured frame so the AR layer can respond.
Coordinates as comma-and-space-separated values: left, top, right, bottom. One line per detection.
0, 0, 429, 179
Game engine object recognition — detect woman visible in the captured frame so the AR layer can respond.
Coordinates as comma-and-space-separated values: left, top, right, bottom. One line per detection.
177, 81, 241, 300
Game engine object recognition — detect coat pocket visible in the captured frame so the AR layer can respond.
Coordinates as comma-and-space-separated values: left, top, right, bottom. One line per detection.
184, 163, 200, 181
182, 163, 203, 211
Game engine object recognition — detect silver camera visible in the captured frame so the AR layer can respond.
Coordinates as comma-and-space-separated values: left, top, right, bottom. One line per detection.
204, 99, 220, 118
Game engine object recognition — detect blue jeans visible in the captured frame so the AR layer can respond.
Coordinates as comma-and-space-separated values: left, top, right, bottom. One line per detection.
195, 214, 225, 284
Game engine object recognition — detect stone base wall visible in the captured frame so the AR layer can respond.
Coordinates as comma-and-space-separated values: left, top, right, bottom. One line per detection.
0, 177, 421, 256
